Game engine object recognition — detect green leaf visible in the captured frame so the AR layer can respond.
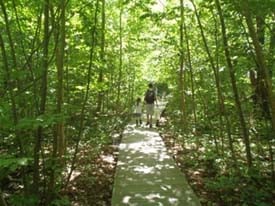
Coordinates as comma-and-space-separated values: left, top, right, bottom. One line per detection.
0, 155, 32, 180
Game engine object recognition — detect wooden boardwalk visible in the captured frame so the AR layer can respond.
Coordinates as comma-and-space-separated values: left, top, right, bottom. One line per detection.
111, 106, 201, 206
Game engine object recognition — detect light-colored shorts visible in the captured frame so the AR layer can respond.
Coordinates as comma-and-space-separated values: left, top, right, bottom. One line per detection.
146, 104, 154, 115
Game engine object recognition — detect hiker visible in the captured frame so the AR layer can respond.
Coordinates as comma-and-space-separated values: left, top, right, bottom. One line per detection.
144, 83, 157, 128
133, 97, 142, 127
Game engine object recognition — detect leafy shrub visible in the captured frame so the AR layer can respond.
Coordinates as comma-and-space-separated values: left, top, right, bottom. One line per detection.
0, 155, 31, 181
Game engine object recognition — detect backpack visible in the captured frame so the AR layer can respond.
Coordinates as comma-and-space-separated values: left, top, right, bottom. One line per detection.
145, 89, 155, 104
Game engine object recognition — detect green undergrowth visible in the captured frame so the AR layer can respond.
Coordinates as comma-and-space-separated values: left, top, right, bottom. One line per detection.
0, 112, 128, 206
159, 111, 275, 206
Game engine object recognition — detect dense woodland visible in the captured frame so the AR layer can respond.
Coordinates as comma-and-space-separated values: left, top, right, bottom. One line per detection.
0, 0, 274, 205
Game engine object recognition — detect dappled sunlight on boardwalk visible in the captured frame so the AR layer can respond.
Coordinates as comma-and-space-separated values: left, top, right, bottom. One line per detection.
111, 124, 201, 206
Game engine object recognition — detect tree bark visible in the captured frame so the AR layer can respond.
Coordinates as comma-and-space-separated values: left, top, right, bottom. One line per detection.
46, 0, 66, 204
55, 0, 66, 158
215, 0, 252, 168
33, 0, 50, 194
65, 0, 100, 188
0, 0, 18, 71
117, 0, 123, 109
183, 7, 196, 126
242, 0, 275, 132
97, 0, 106, 113
268, 15, 275, 73
179, 0, 186, 127
191, 0, 236, 163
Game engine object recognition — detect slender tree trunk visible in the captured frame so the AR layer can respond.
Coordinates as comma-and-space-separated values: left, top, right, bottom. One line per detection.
0, 1, 30, 194
97, 0, 105, 113
65, 0, 100, 188
33, 0, 50, 194
0, 0, 24, 152
46, 0, 66, 204
215, 0, 252, 168
268, 15, 275, 73
0, 34, 18, 137
55, 0, 66, 158
253, 15, 270, 117
213, 8, 235, 158
179, 0, 186, 127
191, 0, 236, 163
183, 9, 196, 125
268, 140, 275, 179
0, 0, 18, 71
256, 16, 265, 45
117, 0, 123, 108
268, 26, 275, 177
2, 0, 41, 193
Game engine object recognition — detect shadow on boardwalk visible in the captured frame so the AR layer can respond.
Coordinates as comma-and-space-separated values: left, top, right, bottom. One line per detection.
111, 124, 201, 206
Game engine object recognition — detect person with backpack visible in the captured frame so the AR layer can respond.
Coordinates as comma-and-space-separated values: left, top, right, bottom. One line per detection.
144, 83, 157, 128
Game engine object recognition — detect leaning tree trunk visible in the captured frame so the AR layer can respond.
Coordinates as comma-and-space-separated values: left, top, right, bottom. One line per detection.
191, 0, 236, 164
215, 0, 252, 168
242, 0, 275, 132
242, 1, 275, 178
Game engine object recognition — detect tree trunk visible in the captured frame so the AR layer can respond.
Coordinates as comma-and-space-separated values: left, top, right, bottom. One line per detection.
0, 0, 24, 152
179, 0, 186, 127
65, 0, 100, 188
242, 0, 275, 132
0, 0, 31, 194
33, 0, 50, 194
267, 15, 275, 74
0, 34, 19, 137
254, 15, 270, 117
117, 0, 123, 109
215, 0, 252, 168
183, 7, 196, 126
46, 0, 66, 204
97, 0, 106, 113
268, 140, 275, 179
191, 0, 236, 163
55, 0, 66, 158
0, 0, 18, 71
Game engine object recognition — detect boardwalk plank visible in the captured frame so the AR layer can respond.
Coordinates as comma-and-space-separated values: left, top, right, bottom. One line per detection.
111, 125, 201, 206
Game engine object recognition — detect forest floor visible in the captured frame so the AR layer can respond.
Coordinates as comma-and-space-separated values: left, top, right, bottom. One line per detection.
67, 143, 119, 206
159, 129, 275, 206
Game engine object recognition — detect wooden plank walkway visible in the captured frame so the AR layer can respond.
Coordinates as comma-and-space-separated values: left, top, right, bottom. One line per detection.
111, 105, 201, 206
